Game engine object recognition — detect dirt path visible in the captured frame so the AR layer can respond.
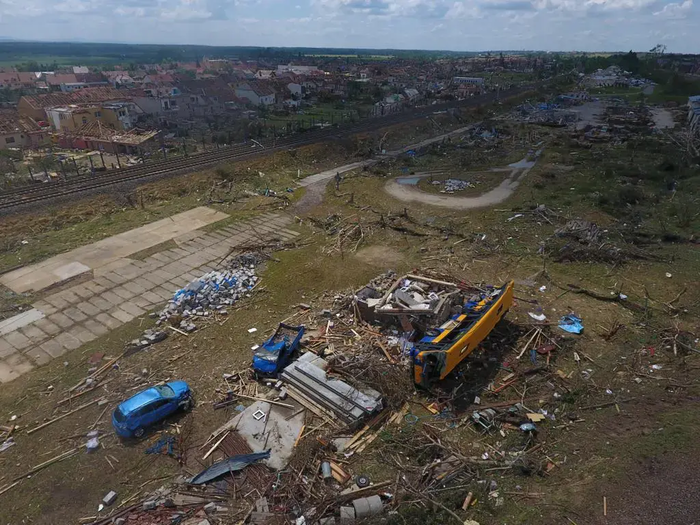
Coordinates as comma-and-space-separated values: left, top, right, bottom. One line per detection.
384, 157, 536, 210
293, 124, 478, 213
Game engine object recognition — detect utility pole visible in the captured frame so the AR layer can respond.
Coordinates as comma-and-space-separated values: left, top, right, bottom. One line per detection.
113, 145, 121, 169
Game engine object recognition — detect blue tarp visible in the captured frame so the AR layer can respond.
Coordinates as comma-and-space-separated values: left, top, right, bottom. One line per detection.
559, 314, 584, 334
190, 450, 271, 485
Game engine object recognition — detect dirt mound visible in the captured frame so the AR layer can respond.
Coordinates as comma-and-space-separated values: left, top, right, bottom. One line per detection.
355, 245, 403, 267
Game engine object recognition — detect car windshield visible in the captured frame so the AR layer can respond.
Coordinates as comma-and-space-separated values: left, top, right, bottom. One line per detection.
154, 385, 176, 398
113, 407, 126, 422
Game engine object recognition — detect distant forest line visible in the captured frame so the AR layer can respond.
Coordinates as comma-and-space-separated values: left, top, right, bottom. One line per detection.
0, 41, 489, 68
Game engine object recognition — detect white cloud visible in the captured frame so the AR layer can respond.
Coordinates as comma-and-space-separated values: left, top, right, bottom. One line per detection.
653, 0, 692, 17
0, 0, 697, 52
114, 6, 147, 16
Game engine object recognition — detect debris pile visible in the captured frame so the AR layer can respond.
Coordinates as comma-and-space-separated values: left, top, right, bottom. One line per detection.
547, 219, 659, 263
503, 100, 579, 127
433, 178, 475, 193
357, 273, 464, 324
126, 329, 168, 353
281, 353, 384, 428
157, 253, 262, 327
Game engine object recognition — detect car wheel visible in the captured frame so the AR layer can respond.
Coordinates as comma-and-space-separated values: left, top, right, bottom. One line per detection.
133, 427, 145, 438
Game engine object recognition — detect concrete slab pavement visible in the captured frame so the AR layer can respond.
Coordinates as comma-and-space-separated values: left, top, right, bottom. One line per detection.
0, 206, 229, 294
0, 211, 298, 384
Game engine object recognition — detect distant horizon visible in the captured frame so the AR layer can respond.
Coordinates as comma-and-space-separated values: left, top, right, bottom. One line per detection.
0, 38, 690, 57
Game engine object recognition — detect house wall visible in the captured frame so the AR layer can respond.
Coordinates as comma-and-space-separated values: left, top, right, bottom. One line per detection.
260, 94, 275, 105
234, 87, 261, 105
48, 107, 101, 132
28, 131, 48, 149
287, 83, 303, 97
0, 131, 26, 149
18, 98, 46, 121
101, 105, 138, 130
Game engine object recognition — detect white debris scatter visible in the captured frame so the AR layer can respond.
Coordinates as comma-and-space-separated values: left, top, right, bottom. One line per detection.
433, 178, 474, 193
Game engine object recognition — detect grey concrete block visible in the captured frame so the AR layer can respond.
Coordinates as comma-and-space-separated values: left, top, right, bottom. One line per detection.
4, 352, 34, 375
89, 296, 113, 312
102, 490, 118, 505
71, 284, 95, 300
33, 318, 61, 336
76, 301, 101, 317
24, 346, 52, 366
84, 319, 110, 337
111, 286, 137, 300
41, 337, 70, 358
48, 312, 74, 329
109, 308, 135, 324
63, 307, 88, 323
68, 325, 98, 345
19, 325, 48, 344
4, 330, 31, 351
95, 313, 124, 330
120, 302, 145, 317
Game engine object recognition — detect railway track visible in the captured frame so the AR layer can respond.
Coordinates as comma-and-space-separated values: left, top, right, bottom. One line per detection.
0, 84, 536, 213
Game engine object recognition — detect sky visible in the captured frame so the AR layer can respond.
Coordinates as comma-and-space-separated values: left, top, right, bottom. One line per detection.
0, 0, 697, 53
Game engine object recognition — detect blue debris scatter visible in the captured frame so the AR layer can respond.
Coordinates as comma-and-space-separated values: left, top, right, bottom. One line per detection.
559, 314, 584, 334
145, 435, 176, 457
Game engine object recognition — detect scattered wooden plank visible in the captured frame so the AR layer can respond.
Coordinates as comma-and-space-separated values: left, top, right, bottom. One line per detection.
461, 491, 474, 510
202, 430, 229, 461
58, 379, 112, 406
234, 394, 294, 409
285, 387, 341, 428
335, 480, 392, 502
12, 447, 80, 483
90, 405, 109, 430
516, 329, 539, 359
293, 425, 306, 448
0, 481, 20, 496
375, 341, 396, 364
167, 325, 189, 337
27, 398, 103, 435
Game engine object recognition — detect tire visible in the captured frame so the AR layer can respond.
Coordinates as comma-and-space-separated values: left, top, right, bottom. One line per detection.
133, 427, 145, 438
356, 474, 370, 488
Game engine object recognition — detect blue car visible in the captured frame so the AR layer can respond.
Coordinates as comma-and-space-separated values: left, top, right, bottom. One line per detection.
112, 380, 193, 438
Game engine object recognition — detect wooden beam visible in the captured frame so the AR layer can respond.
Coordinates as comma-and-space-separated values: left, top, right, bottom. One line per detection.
27, 398, 103, 435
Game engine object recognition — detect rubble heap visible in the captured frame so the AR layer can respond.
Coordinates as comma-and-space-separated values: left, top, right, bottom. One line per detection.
433, 178, 475, 193
157, 253, 261, 327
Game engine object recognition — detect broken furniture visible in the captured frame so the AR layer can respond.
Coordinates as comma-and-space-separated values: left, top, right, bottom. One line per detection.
355, 273, 463, 327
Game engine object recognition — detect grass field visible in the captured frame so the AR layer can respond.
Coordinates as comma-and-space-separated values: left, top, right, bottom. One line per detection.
0, 55, 123, 68
0, 97, 699, 524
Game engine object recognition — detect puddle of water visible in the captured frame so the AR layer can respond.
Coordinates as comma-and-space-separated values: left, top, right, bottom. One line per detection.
396, 176, 421, 185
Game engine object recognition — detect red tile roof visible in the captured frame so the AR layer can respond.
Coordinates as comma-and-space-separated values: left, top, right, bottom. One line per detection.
46, 73, 78, 86
20, 87, 128, 110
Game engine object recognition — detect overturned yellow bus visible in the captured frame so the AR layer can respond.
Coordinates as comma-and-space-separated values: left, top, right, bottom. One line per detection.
411, 281, 514, 388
